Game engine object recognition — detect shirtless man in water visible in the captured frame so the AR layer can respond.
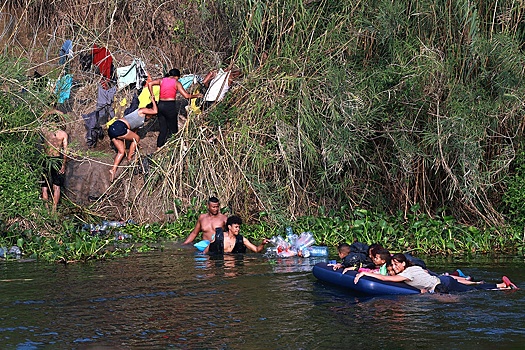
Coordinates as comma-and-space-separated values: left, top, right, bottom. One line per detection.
40, 109, 68, 213
183, 197, 227, 250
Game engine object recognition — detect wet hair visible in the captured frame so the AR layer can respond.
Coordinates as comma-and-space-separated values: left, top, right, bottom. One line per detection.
337, 243, 351, 255
208, 196, 220, 204
367, 243, 384, 258
166, 68, 180, 77
375, 249, 391, 264
226, 215, 242, 227
391, 253, 413, 268
230, 68, 242, 78
43, 111, 66, 131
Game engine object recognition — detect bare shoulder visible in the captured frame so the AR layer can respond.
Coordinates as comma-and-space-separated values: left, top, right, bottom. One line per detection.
56, 130, 68, 139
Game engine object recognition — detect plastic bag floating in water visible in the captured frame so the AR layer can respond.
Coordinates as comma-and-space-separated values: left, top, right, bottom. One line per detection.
81, 220, 133, 240
0, 246, 22, 259
266, 230, 328, 258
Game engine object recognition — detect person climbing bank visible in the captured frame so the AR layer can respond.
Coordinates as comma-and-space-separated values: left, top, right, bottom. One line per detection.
147, 68, 202, 149
40, 109, 68, 213
108, 96, 157, 182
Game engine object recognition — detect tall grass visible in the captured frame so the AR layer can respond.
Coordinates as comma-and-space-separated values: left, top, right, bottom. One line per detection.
193, 0, 525, 228
82, 0, 525, 233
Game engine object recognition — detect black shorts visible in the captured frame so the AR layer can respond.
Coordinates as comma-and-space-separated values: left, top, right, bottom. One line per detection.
202, 101, 215, 111
41, 156, 65, 187
108, 120, 128, 139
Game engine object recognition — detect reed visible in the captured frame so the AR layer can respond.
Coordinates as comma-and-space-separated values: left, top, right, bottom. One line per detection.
58, 0, 525, 234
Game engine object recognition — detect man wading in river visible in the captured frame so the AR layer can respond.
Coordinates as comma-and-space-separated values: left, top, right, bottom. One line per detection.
183, 197, 227, 252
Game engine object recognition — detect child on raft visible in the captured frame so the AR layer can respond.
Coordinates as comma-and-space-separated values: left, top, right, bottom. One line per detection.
327, 243, 350, 270
344, 248, 391, 275
329, 242, 387, 273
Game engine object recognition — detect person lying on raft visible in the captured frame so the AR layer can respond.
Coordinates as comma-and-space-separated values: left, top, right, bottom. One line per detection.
363, 246, 481, 285
208, 215, 270, 254
354, 253, 519, 293
328, 242, 376, 271
328, 243, 353, 270
402, 252, 478, 283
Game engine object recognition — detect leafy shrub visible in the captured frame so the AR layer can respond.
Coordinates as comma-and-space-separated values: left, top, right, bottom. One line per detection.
0, 91, 42, 221
502, 146, 525, 229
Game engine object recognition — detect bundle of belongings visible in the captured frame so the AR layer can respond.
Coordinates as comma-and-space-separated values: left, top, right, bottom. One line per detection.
265, 231, 330, 258
340, 242, 375, 270
82, 83, 117, 148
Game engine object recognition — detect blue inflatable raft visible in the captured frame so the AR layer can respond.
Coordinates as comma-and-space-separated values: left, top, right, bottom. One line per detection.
312, 262, 420, 296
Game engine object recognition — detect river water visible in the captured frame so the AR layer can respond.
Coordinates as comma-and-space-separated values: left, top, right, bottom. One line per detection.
0, 242, 524, 350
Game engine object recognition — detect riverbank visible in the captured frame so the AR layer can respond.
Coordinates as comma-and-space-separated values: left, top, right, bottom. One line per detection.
3, 1, 525, 263
1, 205, 523, 263
3, 0, 525, 229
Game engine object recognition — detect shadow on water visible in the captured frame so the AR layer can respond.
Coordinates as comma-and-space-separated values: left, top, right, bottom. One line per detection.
0, 244, 524, 349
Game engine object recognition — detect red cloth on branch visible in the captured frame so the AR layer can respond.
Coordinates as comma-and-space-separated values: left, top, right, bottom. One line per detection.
92, 44, 113, 79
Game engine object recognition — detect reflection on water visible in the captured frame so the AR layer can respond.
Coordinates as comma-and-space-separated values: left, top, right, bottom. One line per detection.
0, 244, 524, 349
269, 256, 328, 274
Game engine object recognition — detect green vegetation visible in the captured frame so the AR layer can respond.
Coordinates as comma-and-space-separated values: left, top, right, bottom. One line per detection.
216, 0, 525, 225
502, 144, 525, 231
0, 195, 522, 263
1, 0, 525, 262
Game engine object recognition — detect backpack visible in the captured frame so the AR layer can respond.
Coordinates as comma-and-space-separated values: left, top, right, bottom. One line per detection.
342, 242, 373, 269
404, 253, 427, 269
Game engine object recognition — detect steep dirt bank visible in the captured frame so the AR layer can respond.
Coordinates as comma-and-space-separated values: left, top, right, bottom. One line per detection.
2, 1, 234, 222
62, 94, 189, 222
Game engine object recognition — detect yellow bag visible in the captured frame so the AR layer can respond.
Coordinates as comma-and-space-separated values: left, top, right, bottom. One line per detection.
138, 85, 160, 107
106, 116, 117, 128
189, 86, 202, 115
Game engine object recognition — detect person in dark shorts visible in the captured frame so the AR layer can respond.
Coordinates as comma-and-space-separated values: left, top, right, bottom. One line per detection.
108, 97, 157, 182
40, 109, 68, 213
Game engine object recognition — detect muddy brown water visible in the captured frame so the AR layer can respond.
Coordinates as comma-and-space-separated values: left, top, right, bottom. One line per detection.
1, 243, 524, 349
